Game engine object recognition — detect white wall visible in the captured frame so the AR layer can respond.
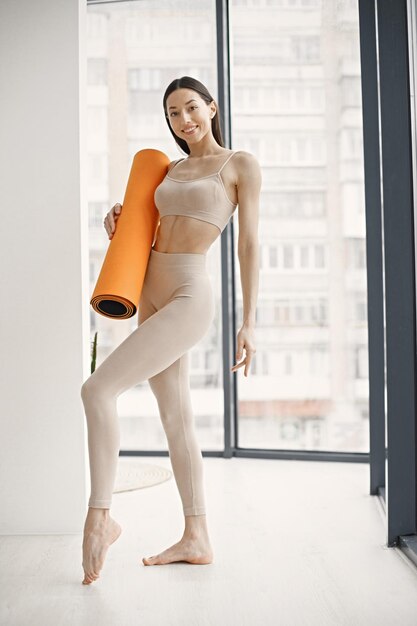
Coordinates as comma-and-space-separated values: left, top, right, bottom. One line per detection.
0, 0, 89, 533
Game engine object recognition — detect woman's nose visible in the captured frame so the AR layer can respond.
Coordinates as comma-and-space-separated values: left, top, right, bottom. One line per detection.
180, 112, 192, 123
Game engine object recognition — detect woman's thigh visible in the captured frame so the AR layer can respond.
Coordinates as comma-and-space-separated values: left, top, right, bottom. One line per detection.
87, 257, 214, 397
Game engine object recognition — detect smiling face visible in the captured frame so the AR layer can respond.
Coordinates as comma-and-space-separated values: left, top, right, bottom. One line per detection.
166, 88, 216, 144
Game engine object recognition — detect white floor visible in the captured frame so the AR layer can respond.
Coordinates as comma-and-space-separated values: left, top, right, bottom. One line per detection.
2, 457, 417, 626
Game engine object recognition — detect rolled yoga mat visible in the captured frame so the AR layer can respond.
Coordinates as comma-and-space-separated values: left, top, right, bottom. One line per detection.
90, 148, 170, 319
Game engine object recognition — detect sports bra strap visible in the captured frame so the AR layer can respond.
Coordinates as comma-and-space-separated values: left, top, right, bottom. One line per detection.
169, 157, 187, 174
169, 151, 236, 176
218, 150, 236, 174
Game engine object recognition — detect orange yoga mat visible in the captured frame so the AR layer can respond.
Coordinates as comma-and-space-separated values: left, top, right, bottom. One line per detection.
90, 148, 170, 319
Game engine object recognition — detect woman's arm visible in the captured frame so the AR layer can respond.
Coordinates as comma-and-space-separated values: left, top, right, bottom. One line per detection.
230, 151, 262, 377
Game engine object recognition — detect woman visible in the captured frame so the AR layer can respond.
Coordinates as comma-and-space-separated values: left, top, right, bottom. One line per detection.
80, 76, 261, 585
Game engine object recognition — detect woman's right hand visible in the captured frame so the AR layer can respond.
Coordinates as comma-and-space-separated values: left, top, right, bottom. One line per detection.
103, 203, 122, 239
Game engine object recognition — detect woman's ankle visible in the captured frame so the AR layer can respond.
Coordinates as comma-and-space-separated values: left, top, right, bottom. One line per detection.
183, 515, 209, 540
86, 506, 110, 519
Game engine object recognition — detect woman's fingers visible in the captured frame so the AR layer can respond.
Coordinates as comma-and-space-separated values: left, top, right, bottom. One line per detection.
230, 360, 245, 372
231, 358, 250, 377
230, 349, 256, 376
104, 203, 122, 239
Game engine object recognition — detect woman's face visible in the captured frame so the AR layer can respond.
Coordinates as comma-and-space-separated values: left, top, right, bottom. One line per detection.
166, 88, 216, 143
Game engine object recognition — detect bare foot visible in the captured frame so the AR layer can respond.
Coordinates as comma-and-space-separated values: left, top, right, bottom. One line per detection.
82, 515, 122, 584
142, 536, 214, 566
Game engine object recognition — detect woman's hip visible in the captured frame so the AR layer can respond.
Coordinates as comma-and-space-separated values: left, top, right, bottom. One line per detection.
140, 248, 214, 320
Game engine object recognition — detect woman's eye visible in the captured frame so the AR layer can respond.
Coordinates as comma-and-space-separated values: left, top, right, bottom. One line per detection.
170, 106, 197, 117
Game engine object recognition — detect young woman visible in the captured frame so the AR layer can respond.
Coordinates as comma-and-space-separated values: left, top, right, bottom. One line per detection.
80, 76, 261, 585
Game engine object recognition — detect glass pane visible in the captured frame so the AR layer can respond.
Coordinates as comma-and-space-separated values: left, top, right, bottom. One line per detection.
231, 0, 369, 452
86, 1, 223, 451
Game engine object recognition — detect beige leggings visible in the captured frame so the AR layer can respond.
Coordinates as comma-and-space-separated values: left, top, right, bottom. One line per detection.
81, 248, 215, 515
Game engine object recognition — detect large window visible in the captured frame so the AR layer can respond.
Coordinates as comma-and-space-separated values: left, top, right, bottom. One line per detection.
86, 1, 224, 451
231, 0, 369, 452
86, 0, 368, 456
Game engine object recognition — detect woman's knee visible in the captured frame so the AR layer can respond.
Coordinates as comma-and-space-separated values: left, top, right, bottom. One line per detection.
80, 377, 93, 403
80, 373, 110, 404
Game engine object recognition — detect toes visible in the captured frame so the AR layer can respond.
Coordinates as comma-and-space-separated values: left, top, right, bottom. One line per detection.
82, 571, 99, 584
143, 555, 156, 565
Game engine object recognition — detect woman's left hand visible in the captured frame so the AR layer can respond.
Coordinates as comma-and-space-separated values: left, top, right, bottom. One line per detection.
230, 324, 257, 377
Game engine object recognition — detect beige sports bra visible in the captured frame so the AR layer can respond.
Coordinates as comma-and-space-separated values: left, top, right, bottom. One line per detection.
154, 150, 238, 234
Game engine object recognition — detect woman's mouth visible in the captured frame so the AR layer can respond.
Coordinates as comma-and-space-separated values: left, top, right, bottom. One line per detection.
183, 126, 198, 135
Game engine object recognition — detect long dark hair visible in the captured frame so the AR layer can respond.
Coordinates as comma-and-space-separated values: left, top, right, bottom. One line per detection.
163, 76, 225, 154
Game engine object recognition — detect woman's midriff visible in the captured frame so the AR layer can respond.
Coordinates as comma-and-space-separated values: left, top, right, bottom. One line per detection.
152, 215, 220, 254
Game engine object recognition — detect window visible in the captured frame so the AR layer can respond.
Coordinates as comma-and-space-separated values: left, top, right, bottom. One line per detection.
232, 0, 368, 453
87, 0, 220, 451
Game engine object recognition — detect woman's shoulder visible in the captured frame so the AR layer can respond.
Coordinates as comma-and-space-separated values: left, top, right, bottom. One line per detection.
232, 149, 259, 163
232, 150, 261, 179
167, 157, 186, 174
